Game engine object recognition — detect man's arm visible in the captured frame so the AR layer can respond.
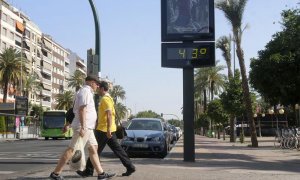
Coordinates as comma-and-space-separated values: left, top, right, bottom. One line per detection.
106, 110, 113, 138
79, 105, 87, 137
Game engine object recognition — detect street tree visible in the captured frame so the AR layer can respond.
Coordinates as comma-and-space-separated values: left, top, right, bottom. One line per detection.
115, 102, 128, 124
23, 73, 42, 98
249, 9, 300, 107
109, 84, 125, 104
0, 48, 26, 103
194, 61, 226, 114
55, 90, 74, 110
207, 99, 229, 139
216, 35, 233, 79
216, 0, 258, 147
67, 70, 85, 91
135, 110, 161, 119
220, 70, 244, 142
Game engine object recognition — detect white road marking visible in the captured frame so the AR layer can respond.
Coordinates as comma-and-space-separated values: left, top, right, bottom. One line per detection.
0, 171, 15, 174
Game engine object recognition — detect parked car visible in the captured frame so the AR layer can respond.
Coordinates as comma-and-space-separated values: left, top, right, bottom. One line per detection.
170, 125, 179, 142
164, 122, 175, 144
121, 118, 171, 158
176, 127, 182, 138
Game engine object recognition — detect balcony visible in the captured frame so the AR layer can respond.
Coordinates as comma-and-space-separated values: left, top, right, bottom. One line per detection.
42, 43, 52, 52
65, 57, 70, 64
41, 67, 51, 76
42, 55, 52, 64
42, 100, 51, 107
41, 78, 51, 85
41, 89, 51, 97
77, 68, 86, 75
76, 59, 86, 68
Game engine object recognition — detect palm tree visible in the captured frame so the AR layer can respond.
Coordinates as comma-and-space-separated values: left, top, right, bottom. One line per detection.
67, 70, 85, 91
24, 73, 42, 98
216, 0, 258, 147
109, 85, 125, 104
115, 102, 128, 124
216, 35, 233, 79
109, 84, 127, 124
194, 62, 226, 129
55, 91, 74, 110
217, 35, 236, 142
0, 48, 26, 103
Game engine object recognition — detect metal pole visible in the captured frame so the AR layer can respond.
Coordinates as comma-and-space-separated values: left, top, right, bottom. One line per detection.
88, 0, 101, 76
183, 68, 195, 162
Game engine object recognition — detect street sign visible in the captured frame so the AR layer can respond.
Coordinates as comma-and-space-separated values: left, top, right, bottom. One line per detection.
161, 42, 215, 68
15, 96, 28, 116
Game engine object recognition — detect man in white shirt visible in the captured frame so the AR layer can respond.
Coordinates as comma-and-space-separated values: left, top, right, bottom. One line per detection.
50, 75, 115, 180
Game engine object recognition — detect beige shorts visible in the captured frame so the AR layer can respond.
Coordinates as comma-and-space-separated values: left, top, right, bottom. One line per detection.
68, 128, 98, 149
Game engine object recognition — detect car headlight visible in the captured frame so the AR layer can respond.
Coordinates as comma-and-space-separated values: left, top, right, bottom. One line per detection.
152, 136, 161, 142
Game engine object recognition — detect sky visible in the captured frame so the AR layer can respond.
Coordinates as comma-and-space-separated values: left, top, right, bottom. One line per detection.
9, 0, 299, 120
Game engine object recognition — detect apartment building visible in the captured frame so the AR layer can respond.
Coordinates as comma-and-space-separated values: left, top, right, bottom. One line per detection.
0, 0, 85, 110
67, 49, 87, 78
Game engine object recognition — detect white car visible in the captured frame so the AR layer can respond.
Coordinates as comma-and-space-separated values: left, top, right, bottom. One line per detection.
175, 127, 182, 137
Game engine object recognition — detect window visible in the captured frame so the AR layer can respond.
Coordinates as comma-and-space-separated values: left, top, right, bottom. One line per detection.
9, 17, 15, 27
15, 35, 21, 47
2, 13, 7, 22
24, 29, 30, 39
2, 27, 7, 36
9, 31, 14, 40
1, 42, 7, 51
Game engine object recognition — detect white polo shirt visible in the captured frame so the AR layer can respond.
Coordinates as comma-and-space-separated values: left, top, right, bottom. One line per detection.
71, 85, 97, 130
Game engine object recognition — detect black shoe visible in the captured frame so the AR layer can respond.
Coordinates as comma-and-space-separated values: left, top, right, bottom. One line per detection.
76, 170, 93, 178
122, 168, 136, 176
49, 172, 64, 180
98, 172, 116, 179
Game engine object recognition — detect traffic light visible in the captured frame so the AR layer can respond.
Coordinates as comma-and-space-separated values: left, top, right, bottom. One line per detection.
161, 113, 163, 117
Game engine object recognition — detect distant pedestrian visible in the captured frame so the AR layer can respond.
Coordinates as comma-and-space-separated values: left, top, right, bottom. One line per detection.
50, 75, 115, 180
77, 81, 135, 177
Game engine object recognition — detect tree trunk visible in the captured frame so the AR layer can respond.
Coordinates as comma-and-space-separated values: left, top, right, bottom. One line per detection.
230, 115, 235, 142
3, 81, 9, 103
203, 89, 207, 112
236, 43, 258, 147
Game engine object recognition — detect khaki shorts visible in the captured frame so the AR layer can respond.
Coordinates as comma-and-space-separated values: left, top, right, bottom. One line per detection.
68, 128, 98, 149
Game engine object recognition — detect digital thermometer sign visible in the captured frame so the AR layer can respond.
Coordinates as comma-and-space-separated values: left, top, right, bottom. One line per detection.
161, 42, 215, 68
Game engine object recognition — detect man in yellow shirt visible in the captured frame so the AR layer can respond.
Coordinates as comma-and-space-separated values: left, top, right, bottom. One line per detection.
77, 81, 135, 177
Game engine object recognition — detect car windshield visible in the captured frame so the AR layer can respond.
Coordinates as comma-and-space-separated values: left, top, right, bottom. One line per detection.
128, 120, 162, 131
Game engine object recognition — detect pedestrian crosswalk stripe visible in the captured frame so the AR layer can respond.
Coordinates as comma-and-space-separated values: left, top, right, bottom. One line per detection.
0, 171, 15, 174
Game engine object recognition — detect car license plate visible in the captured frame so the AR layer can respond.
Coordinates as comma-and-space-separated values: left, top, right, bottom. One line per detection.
132, 143, 148, 148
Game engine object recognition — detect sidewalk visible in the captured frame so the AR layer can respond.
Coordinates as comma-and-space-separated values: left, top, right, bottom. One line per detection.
6, 135, 300, 180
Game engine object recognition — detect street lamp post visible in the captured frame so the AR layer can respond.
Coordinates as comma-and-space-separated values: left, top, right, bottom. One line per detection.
278, 108, 284, 131
88, 0, 101, 77
296, 104, 299, 127
269, 109, 274, 128
260, 113, 265, 137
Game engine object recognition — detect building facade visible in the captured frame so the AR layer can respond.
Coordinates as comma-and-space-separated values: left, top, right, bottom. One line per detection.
0, 0, 86, 110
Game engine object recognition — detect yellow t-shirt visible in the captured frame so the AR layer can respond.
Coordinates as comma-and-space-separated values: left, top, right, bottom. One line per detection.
96, 94, 116, 132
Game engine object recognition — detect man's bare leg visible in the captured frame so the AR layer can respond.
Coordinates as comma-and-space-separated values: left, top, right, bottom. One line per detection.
88, 145, 103, 174
53, 147, 74, 174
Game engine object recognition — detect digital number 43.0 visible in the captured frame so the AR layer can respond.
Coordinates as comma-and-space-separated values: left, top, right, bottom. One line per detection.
178, 48, 207, 59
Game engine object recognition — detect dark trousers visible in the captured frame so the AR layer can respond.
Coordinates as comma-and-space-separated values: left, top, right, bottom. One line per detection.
85, 130, 134, 174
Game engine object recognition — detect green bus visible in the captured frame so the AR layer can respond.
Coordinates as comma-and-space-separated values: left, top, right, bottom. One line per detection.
41, 110, 73, 140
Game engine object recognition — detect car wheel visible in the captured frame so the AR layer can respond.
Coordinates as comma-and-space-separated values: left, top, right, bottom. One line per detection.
159, 141, 168, 158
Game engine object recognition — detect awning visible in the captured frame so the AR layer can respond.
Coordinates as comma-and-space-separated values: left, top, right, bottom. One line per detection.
16, 21, 24, 32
